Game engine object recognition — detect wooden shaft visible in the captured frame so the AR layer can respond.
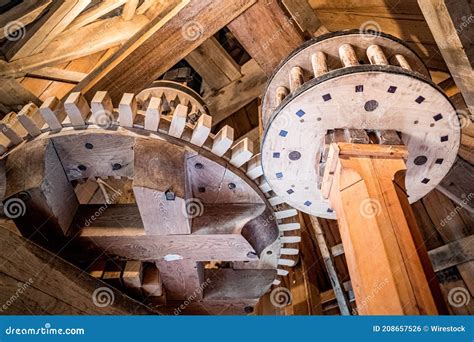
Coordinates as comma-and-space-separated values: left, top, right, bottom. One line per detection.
391, 54, 412, 70
311, 51, 328, 77
289, 66, 304, 93
327, 144, 439, 315
275, 86, 289, 106
338, 44, 359, 67
366, 44, 389, 65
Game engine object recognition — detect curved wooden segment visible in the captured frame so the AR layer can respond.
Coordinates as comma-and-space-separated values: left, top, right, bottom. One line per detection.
3, 138, 78, 247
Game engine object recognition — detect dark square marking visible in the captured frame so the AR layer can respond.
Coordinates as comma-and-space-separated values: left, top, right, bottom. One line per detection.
421, 178, 430, 184
273, 152, 281, 158
327, 208, 334, 213
279, 130, 288, 137
304, 201, 312, 206
286, 189, 294, 195
435, 158, 444, 164
322, 93, 332, 102
433, 113, 443, 121
276, 172, 283, 179
296, 109, 305, 118
355, 85, 364, 92
440, 135, 448, 142
415, 96, 425, 104
387, 86, 397, 93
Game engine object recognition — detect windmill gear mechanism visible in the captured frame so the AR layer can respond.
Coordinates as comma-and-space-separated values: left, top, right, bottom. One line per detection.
261, 30, 461, 219
0, 81, 301, 314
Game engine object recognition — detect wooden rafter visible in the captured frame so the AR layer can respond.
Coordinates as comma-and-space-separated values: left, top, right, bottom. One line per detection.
75, 0, 257, 102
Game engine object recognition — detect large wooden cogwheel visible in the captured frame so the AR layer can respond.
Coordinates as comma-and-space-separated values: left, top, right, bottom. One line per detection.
261, 30, 461, 218
0, 80, 301, 313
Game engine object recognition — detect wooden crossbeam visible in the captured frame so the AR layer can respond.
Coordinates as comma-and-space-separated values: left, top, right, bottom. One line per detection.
227, 0, 304, 76
418, 0, 474, 115
185, 37, 242, 90
75, 0, 256, 102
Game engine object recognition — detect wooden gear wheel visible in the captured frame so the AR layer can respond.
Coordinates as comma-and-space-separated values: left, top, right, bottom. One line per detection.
0, 82, 302, 314
261, 30, 461, 218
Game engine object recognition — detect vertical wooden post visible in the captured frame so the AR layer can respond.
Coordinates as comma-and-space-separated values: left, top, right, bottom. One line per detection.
326, 143, 440, 315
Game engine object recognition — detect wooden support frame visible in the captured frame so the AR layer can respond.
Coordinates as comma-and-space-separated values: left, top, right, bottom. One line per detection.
326, 143, 441, 314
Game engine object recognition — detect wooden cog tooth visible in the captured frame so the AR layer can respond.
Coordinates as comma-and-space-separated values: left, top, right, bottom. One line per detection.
17, 103, 44, 137
230, 138, 254, 168
144, 96, 162, 131
64, 92, 90, 128
367, 44, 389, 65
211, 125, 234, 157
168, 103, 188, 138
119, 93, 137, 128
39, 96, 66, 133
91, 91, 114, 127
311, 51, 328, 77
338, 43, 359, 67
190, 113, 212, 147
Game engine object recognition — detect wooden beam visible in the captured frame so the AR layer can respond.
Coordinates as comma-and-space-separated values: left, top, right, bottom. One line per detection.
66, 0, 128, 31
70, 204, 259, 261
0, 15, 149, 78
75, 0, 256, 102
155, 260, 203, 300
26, 66, 87, 83
227, 0, 304, 76
0, 226, 154, 314
0, 0, 52, 40
281, 0, 329, 37
185, 37, 241, 90
0, 78, 40, 114
132, 138, 191, 235
6, 0, 92, 61
429, 235, 474, 272
418, 0, 474, 115
122, 0, 140, 21
205, 59, 267, 127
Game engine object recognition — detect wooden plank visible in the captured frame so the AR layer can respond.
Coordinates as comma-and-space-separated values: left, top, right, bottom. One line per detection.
132, 138, 191, 235
0, 0, 52, 40
0, 15, 149, 78
185, 37, 241, 89
227, 0, 304, 75
141, 263, 162, 297
0, 226, 153, 314
6, 0, 92, 61
204, 59, 266, 127
75, 0, 256, 102
0, 79, 40, 114
281, 0, 328, 37
418, 0, 474, 115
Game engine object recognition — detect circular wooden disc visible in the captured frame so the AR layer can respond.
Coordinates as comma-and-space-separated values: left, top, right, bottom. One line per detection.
262, 30, 430, 128
261, 66, 460, 218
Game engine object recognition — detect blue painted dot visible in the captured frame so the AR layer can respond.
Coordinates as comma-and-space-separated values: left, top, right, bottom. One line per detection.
296, 109, 305, 118
276, 172, 283, 179
287, 189, 294, 195
273, 152, 281, 158
279, 130, 288, 137
304, 201, 312, 206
